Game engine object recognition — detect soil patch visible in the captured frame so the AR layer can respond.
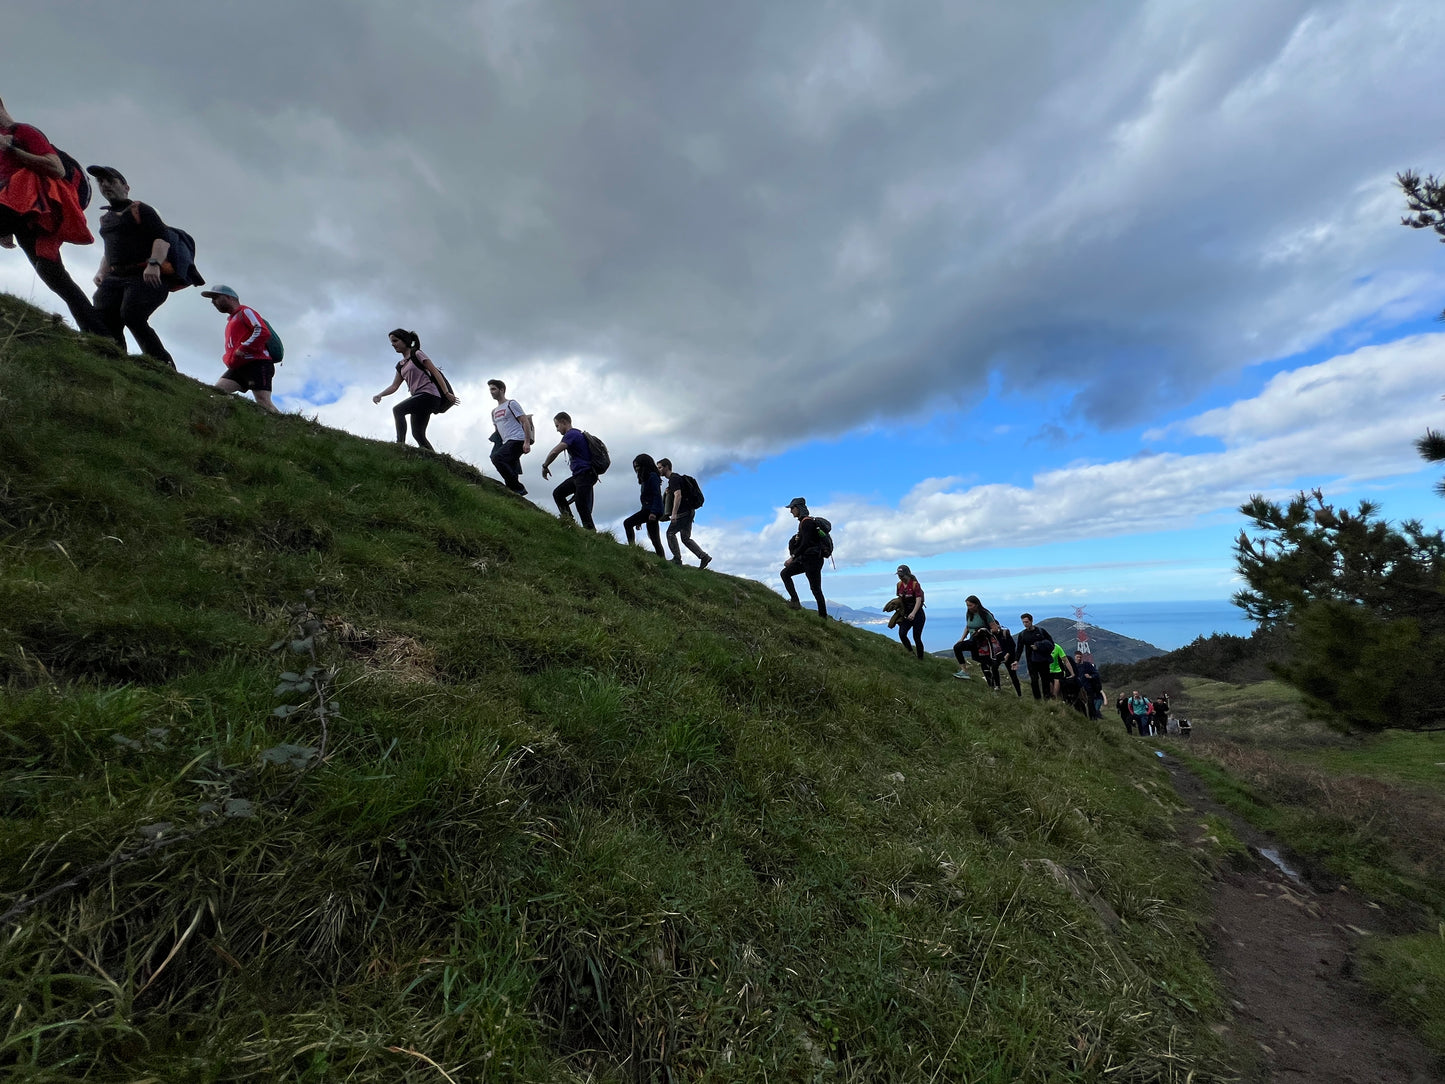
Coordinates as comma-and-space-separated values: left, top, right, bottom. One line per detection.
1165, 757, 1442, 1083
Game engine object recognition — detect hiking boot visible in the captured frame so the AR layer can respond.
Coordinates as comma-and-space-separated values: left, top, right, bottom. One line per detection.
670, 556, 682, 565
699, 554, 712, 570
786, 598, 802, 610
952, 669, 971, 680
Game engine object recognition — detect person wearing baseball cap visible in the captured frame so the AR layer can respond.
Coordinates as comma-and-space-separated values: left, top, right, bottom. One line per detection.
87, 164, 177, 367
780, 497, 828, 618
894, 564, 927, 659
203, 285, 279, 413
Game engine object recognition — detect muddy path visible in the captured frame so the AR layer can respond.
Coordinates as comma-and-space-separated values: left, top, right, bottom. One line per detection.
1163, 757, 1443, 1084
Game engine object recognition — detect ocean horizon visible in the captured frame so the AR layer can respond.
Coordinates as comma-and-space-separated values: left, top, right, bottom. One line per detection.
847, 599, 1253, 652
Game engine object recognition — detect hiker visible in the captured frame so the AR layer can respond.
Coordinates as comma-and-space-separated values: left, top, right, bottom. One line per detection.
203, 285, 279, 414
1045, 640, 1075, 699
623, 454, 666, 557
894, 565, 926, 659
951, 595, 1000, 680
87, 165, 182, 367
1116, 693, 1135, 735
487, 379, 533, 494
1074, 652, 1104, 719
1014, 613, 1057, 699
0, 97, 102, 334
658, 458, 712, 568
541, 412, 596, 529
995, 624, 1024, 697
373, 329, 454, 451
1152, 692, 1171, 735
1129, 690, 1151, 736
780, 497, 827, 617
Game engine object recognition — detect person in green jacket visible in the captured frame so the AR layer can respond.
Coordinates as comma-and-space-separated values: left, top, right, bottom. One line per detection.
1046, 642, 1075, 701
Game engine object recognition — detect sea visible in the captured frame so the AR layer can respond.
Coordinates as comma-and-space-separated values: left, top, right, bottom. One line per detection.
850, 599, 1253, 652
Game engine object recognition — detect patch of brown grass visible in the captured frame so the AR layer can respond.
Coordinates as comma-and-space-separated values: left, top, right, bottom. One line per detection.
326, 617, 439, 684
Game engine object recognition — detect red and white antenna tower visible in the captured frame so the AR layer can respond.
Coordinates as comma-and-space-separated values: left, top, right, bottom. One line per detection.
1071, 605, 1093, 663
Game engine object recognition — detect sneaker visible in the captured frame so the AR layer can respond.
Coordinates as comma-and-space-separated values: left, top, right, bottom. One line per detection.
953, 669, 972, 680
698, 554, 712, 570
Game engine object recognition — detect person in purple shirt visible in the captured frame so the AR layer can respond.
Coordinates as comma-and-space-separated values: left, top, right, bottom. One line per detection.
540, 411, 596, 530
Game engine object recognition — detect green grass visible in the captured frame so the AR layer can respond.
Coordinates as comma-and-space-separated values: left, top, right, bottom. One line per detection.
0, 296, 1232, 1081
1170, 675, 1445, 1053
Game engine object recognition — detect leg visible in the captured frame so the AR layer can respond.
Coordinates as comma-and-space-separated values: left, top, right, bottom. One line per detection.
553, 475, 579, 520
804, 562, 826, 618
1007, 665, 1023, 697
116, 279, 174, 367
666, 520, 684, 562
392, 401, 410, 443
781, 563, 802, 608
645, 518, 665, 557
622, 509, 647, 544
910, 610, 927, 659
251, 389, 279, 414
491, 440, 526, 493
14, 227, 104, 334
91, 277, 127, 346
1028, 667, 1045, 700
572, 472, 596, 530
674, 510, 710, 565
409, 404, 436, 451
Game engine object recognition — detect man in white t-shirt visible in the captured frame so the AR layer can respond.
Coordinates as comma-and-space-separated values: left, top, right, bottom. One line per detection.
488, 379, 534, 495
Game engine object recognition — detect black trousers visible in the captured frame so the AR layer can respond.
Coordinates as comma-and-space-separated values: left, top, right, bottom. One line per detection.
1025, 663, 1052, 700
896, 609, 926, 658
782, 556, 825, 616
93, 274, 173, 366
0, 209, 103, 333
490, 438, 526, 493
553, 470, 596, 529
623, 508, 664, 556
394, 393, 441, 450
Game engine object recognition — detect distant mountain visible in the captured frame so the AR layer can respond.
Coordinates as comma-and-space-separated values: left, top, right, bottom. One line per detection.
1037, 617, 1164, 665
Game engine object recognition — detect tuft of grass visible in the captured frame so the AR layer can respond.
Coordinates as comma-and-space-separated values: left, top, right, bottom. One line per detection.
0, 294, 1233, 1081
1360, 926, 1445, 1052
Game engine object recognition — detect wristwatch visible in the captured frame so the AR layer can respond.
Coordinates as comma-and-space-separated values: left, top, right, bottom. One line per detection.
146, 259, 162, 266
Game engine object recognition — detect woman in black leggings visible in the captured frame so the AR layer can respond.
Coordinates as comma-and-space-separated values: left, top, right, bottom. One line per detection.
894, 564, 927, 659
373, 328, 454, 450
623, 454, 666, 557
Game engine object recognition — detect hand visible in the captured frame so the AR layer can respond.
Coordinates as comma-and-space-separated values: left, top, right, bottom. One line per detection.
647, 513, 657, 523
93, 270, 106, 286
542, 465, 551, 480
372, 394, 382, 405
0, 235, 15, 250
0, 133, 12, 152
143, 263, 162, 287
522, 442, 532, 454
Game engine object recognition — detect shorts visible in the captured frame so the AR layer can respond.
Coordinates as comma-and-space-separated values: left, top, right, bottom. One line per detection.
222, 358, 275, 392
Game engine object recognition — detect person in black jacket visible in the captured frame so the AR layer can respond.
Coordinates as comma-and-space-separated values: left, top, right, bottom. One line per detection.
1116, 693, 1134, 734
1013, 613, 1056, 700
781, 496, 826, 617
623, 454, 666, 558
87, 166, 177, 367
1074, 652, 1104, 719
995, 625, 1023, 697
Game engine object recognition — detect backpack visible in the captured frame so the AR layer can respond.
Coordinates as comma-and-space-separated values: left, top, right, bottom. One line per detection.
57, 150, 90, 210
427, 360, 456, 412
261, 317, 285, 364
129, 203, 204, 292
680, 474, 705, 509
584, 432, 610, 475
812, 516, 834, 558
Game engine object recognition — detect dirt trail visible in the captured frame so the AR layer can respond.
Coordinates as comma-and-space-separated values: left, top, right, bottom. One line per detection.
1164, 758, 1443, 1084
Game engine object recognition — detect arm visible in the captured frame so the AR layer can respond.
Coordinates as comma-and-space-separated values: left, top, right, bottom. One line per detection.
416, 357, 455, 403
0, 134, 64, 179
372, 372, 404, 404
908, 587, 924, 621
230, 308, 270, 362
142, 236, 171, 288
541, 440, 568, 479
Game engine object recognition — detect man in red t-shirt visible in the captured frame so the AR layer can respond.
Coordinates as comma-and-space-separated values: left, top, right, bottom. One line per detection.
202, 284, 279, 414
0, 97, 103, 333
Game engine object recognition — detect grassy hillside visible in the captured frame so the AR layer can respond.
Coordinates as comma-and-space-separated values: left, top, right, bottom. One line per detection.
0, 296, 1229, 1082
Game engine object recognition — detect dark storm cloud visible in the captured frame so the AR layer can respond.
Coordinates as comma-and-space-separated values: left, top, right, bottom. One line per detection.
9, 0, 1444, 454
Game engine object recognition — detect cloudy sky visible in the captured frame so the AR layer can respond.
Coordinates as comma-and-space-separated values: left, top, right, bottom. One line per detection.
8, 1, 1443, 633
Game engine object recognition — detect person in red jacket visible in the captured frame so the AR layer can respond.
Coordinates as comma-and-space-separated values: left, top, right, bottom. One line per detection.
202, 284, 279, 413
0, 97, 103, 334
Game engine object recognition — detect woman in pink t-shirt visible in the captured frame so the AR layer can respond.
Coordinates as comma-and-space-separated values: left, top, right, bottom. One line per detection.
894, 565, 927, 659
372, 328, 456, 451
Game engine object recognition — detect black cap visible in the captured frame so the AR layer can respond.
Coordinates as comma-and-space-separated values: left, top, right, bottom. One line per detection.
787, 496, 808, 509
86, 165, 127, 185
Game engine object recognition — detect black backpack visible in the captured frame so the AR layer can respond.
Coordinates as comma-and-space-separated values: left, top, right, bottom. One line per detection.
129, 203, 204, 291
584, 432, 611, 474
400, 356, 455, 410
57, 150, 90, 210
680, 474, 705, 508
812, 516, 834, 558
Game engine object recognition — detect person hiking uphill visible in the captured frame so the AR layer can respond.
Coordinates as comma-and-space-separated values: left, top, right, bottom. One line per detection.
657, 459, 712, 568
487, 379, 533, 494
781, 497, 827, 617
0, 96, 102, 334
373, 329, 455, 451
203, 285, 279, 414
541, 412, 597, 530
1129, 690, 1151, 736
87, 165, 180, 368
894, 565, 926, 659
624, 454, 667, 558
1014, 613, 1057, 700
951, 595, 1000, 681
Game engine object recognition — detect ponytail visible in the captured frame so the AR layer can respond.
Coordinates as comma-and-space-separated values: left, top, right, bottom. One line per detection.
388, 328, 421, 358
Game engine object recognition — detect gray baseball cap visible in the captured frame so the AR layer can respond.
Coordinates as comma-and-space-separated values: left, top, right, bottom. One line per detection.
200, 285, 239, 300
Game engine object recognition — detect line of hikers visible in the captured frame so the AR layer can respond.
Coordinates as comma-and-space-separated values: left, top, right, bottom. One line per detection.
1116, 691, 1183, 737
